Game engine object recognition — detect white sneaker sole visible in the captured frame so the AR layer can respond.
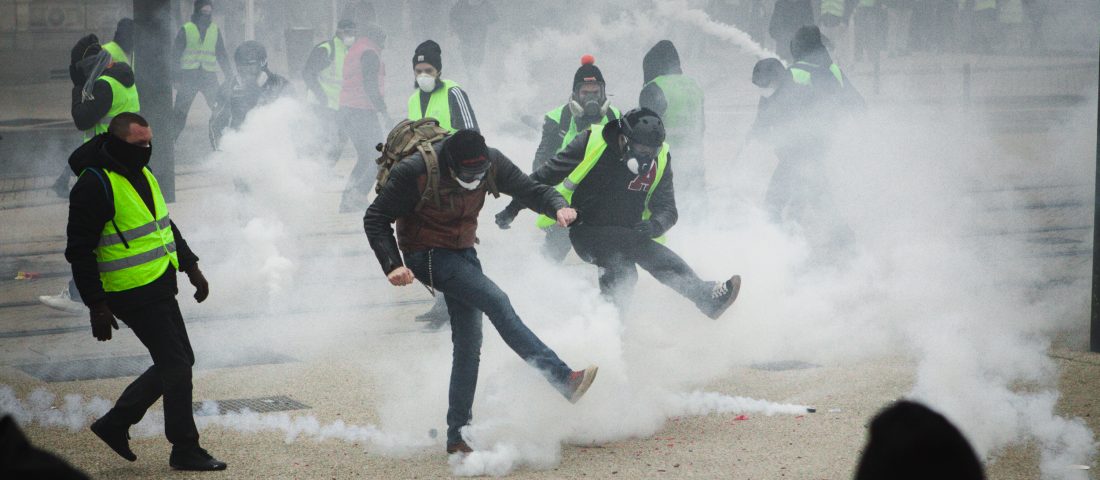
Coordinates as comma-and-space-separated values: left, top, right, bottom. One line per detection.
38, 296, 85, 314
569, 366, 599, 404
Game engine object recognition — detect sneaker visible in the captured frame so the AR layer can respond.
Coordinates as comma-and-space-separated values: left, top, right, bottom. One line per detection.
446, 440, 473, 455
169, 446, 227, 471
90, 417, 136, 462
702, 275, 741, 320
562, 366, 599, 404
38, 289, 85, 315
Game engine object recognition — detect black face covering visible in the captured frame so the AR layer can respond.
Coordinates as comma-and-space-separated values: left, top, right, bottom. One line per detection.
105, 135, 152, 170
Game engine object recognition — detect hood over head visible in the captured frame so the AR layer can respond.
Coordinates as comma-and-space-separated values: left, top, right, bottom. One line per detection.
643, 40, 682, 84
113, 18, 134, 52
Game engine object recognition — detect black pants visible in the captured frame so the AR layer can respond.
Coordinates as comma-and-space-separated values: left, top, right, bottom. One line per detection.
171, 70, 220, 145
541, 225, 572, 263
569, 224, 710, 309
338, 107, 383, 213
100, 297, 199, 448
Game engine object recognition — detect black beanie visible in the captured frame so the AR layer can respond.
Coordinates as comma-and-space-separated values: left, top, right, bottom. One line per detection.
572, 54, 605, 92
444, 130, 490, 176
413, 40, 442, 71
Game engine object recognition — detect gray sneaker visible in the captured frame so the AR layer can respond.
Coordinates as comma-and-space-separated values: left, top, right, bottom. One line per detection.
702, 275, 741, 320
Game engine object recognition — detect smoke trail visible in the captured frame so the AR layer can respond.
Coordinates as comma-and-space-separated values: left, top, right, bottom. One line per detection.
654, 0, 775, 60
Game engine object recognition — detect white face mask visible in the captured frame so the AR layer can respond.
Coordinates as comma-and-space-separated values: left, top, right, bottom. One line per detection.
417, 74, 436, 93
342, 35, 356, 45
456, 177, 481, 190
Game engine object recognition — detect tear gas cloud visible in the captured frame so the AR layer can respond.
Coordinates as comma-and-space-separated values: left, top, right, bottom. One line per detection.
3, 0, 1099, 478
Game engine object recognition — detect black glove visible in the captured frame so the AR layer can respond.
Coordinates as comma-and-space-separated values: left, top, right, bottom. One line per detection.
89, 302, 118, 341
495, 207, 518, 230
184, 264, 210, 303
633, 220, 659, 239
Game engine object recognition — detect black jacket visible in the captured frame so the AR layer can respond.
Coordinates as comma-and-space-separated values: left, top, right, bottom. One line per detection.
640, 40, 684, 119
64, 135, 199, 311
71, 62, 136, 132
209, 71, 292, 149
507, 123, 678, 237
532, 107, 617, 172
363, 143, 566, 274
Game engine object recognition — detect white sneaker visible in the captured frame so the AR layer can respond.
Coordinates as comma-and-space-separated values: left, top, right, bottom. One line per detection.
38, 289, 85, 315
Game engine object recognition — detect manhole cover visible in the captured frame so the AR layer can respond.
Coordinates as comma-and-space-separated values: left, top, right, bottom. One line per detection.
750, 360, 820, 371
193, 395, 310, 416
16, 350, 297, 382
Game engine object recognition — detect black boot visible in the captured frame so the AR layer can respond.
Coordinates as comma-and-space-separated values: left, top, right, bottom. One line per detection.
169, 446, 227, 471
90, 416, 136, 462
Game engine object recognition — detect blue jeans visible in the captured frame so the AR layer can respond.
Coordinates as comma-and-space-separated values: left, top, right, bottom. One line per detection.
404, 248, 574, 445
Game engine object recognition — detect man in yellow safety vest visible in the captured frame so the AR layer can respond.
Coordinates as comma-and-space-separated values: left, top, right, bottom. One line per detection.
170, 0, 231, 145
302, 18, 357, 164
65, 113, 225, 471
497, 108, 741, 318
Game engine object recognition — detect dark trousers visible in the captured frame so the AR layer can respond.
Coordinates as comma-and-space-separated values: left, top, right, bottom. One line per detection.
170, 70, 220, 145
569, 225, 710, 309
338, 107, 383, 213
404, 248, 572, 445
541, 225, 573, 263
100, 297, 199, 448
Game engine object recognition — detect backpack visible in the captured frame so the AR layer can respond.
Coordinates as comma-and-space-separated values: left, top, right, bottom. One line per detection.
374, 118, 498, 211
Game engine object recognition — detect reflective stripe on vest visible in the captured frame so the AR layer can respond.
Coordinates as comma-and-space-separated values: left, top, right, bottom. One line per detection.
181, 22, 219, 72
821, 0, 845, 16
535, 124, 670, 243
407, 79, 460, 133
340, 37, 386, 110
102, 41, 133, 69
790, 62, 845, 87
644, 74, 703, 150
546, 104, 621, 153
93, 168, 180, 292
83, 75, 141, 143
317, 38, 347, 109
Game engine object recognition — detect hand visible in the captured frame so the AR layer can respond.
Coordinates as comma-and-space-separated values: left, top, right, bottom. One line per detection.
634, 220, 658, 238
89, 302, 119, 341
184, 265, 210, 303
387, 266, 414, 286
495, 208, 517, 230
556, 208, 577, 227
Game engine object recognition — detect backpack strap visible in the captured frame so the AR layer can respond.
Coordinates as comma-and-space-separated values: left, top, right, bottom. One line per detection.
415, 141, 442, 211
81, 167, 129, 248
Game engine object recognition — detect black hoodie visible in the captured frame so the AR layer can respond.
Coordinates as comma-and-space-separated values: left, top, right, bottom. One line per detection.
71, 62, 136, 132
639, 40, 684, 119
64, 134, 199, 311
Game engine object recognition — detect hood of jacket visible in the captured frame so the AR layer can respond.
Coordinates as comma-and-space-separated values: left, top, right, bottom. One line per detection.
643, 40, 682, 84
68, 134, 149, 176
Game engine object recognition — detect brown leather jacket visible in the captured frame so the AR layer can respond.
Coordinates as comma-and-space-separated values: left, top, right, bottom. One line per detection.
364, 142, 567, 274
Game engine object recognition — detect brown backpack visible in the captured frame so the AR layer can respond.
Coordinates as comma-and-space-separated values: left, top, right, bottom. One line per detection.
374, 118, 498, 211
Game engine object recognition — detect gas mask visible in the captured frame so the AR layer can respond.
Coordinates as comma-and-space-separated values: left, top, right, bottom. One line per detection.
417, 74, 437, 93
622, 140, 657, 175
568, 88, 608, 119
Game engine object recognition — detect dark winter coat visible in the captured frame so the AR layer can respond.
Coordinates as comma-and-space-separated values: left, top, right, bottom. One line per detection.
64, 134, 199, 312
71, 62, 136, 132
363, 141, 566, 274
507, 122, 678, 238
208, 71, 292, 148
